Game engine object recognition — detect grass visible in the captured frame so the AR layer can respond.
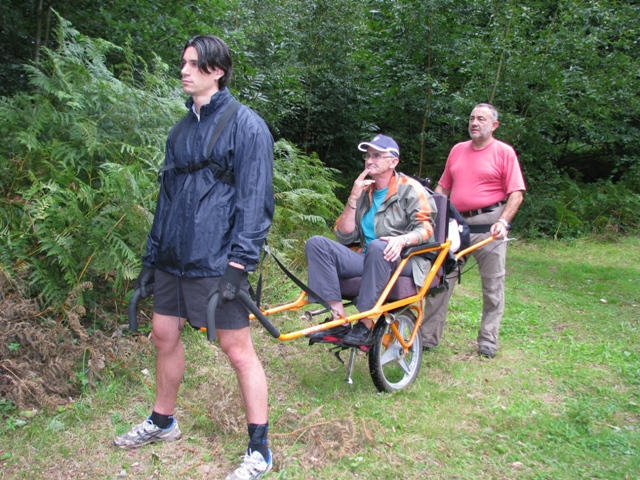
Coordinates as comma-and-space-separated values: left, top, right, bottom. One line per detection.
1, 238, 639, 479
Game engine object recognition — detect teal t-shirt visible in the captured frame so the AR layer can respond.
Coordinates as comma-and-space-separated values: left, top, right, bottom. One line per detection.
361, 187, 388, 248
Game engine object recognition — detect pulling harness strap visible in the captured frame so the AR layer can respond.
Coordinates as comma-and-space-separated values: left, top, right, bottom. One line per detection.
159, 100, 242, 186
263, 243, 334, 313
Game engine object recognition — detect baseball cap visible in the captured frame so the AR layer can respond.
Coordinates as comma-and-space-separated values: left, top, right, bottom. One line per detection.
357, 134, 400, 157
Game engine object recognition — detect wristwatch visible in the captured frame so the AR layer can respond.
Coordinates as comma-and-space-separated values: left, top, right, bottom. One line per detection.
403, 235, 411, 247
497, 218, 512, 230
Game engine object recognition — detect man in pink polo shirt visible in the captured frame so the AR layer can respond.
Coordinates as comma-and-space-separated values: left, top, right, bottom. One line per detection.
421, 103, 526, 358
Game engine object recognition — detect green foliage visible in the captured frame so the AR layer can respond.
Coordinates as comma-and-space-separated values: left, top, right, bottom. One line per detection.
517, 173, 640, 239
0, 18, 345, 321
271, 139, 343, 248
0, 16, 183, 312
3, 2, 640, 233
2, 3, 640, 325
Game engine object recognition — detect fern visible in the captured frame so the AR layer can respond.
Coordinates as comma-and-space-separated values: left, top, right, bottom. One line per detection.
0, 16, 349, 325
269, 139, 344, 261
0, 16, 182, 315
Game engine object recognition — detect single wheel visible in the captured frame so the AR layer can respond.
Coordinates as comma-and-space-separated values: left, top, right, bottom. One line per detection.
369, 310, 422, 392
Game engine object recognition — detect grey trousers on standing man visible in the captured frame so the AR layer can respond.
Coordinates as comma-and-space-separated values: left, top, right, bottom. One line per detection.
420, 207, 507, 351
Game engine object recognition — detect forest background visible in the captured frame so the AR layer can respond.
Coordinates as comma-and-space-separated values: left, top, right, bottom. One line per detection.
0, 0, 639, 413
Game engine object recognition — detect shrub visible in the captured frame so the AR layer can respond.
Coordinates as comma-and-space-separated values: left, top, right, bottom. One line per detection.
0, 17, 183, 315
517, 174, 640, 239
0, 18, 344, 325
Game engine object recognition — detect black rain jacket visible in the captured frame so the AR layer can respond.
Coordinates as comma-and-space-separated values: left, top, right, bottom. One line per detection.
142, 89, 274, 277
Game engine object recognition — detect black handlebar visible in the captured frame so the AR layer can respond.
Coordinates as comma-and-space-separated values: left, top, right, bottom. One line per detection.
206, 290, 281, 342
206, 291, 219, 342
128, 289, 142, 332
128, 287, 281, 341
237, 290, 281, 339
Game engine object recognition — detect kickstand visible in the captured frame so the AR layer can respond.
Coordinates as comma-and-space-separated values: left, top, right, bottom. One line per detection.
345, 347, 357, 385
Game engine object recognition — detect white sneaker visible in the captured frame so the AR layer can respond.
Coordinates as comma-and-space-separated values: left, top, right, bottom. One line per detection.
113, 417, 182, 449
225, 449, 273, 480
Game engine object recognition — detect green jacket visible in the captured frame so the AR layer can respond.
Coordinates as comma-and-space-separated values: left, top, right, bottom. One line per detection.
335, 172, 437, 286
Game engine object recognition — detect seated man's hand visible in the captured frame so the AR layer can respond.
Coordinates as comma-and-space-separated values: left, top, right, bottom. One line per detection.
348, 168, 374, 204
379, 236, 406, 263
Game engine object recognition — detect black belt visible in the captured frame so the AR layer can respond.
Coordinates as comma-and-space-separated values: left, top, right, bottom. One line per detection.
460, 201, 506, 218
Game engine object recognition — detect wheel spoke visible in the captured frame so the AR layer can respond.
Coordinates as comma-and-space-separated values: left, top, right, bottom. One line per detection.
396, 355, 411, 375
379, 341, 400, 366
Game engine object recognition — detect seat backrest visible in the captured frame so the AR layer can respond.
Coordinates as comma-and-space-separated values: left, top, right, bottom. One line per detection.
430, 192, 449, 244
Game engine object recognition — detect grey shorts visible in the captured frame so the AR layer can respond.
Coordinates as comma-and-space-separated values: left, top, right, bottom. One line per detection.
152, 269, 251, 330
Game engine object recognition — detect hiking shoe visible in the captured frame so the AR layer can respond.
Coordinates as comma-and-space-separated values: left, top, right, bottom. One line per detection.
113, 417, 182, 449
307, 318, 351, 341
478, 345, 496, 358
225, 449, 272, 480
343, 321, 373, 346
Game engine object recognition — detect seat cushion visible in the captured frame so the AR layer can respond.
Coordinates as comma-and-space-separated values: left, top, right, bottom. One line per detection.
339, 276, 417, 301
339, 269, 442, 302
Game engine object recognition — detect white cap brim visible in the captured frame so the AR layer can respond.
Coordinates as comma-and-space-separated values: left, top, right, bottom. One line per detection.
357, 142, 399, 157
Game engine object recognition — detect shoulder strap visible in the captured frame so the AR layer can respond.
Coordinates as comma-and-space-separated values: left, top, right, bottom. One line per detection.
205, 99, 241, 159
159, 99, 242, 185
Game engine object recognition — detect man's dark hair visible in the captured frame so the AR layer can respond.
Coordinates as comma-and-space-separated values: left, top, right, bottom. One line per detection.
183, 35, 233, 90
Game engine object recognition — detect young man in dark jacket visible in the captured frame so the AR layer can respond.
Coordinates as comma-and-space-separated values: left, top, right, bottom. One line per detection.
114, 35, 274, 480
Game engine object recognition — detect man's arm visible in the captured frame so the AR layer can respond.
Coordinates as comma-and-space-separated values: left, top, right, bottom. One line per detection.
142, 134, 176, 268
335, 168, 372, 236
490, 190, 524, 239
380, 181, 435, 262
499, 191, 524, 223
435, 185, 450, 197
228, 112, 274, 271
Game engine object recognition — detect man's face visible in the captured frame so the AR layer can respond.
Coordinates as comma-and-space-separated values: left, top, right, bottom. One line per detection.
468, 106, 498, 143
180, 46, 223, 97
364, 147, 398, 177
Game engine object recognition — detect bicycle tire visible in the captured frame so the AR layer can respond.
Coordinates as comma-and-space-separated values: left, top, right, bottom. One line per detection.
368, 310, 422, 392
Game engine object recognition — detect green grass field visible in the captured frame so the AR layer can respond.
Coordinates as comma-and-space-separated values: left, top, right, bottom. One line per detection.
1, 238, 639, 479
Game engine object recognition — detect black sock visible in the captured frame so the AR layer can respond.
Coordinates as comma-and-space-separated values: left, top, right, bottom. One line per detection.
248, 423, 269, 460
150, 411, 173, 429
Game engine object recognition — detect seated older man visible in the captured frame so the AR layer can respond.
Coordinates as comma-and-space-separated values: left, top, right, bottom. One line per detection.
305, 134, 436, 346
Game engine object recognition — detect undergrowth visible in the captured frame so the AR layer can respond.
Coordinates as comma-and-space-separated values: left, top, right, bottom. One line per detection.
1, 239, 638, 479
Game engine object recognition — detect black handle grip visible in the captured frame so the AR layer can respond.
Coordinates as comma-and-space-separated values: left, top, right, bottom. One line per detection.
206, 292, 219, 342
205, 290, 280, 341
237, 290, 280, 339
128, 289, 142, 332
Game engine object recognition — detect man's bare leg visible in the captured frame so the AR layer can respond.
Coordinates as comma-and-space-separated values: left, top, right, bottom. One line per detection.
217, 327, 267, 423
151, 313, 187, 415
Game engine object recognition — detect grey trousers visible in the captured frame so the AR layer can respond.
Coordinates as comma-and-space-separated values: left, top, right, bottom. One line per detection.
420, 207, 507, 350
305, 236, 411, 313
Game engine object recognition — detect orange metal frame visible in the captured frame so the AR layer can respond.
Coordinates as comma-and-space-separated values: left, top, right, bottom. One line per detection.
229, 236, 495, 349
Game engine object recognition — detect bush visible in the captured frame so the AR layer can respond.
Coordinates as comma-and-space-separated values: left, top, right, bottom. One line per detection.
0, 17, 183, 316
0, 18, 344, 325
517, 174, 640, 239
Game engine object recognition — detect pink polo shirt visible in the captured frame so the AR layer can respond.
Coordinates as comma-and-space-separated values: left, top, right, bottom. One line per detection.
439, 139, 526, 212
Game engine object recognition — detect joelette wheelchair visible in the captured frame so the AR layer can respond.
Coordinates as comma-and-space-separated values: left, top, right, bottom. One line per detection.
129, 191, 494, 393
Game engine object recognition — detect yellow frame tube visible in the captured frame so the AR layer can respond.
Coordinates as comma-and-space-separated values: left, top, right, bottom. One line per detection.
226, 236, 495, 344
